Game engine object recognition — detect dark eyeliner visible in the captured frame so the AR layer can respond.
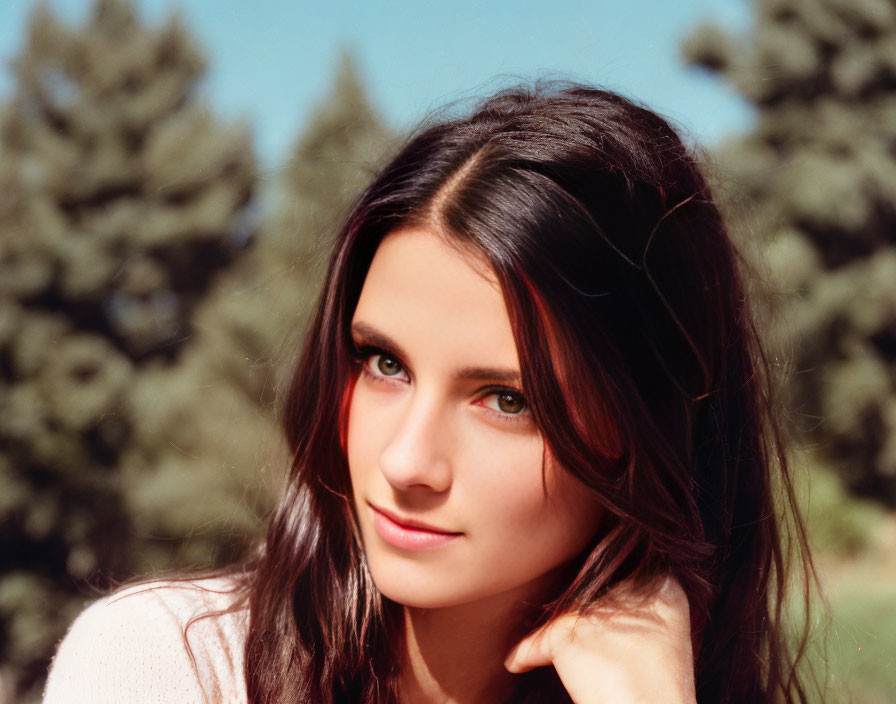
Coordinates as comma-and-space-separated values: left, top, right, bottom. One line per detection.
350, 342, 408, 382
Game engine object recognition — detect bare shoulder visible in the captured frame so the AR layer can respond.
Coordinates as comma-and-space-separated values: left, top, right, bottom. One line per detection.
43, 576, 248, 704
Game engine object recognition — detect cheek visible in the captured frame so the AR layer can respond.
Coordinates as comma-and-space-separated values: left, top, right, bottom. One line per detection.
458, 424, 544, 501
464, 438, 593, 535
474, 451, 602, 566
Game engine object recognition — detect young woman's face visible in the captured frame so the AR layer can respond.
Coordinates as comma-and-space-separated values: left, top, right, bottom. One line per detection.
347, 226, 603, 610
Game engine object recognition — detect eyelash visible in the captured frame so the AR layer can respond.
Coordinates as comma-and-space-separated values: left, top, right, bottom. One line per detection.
349, 344, 532, 425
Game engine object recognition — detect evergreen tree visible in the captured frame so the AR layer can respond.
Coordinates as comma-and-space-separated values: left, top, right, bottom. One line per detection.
171, 46, 397, 544
160, 53, 399, 552
0, 0, 255, 699
683, 0, 896, 505
122, 50, 400, 589
195, 48, 398, 409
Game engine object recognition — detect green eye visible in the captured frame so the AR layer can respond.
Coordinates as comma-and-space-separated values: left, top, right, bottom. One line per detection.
496, 391, 527, 414
376, 355, 403, 376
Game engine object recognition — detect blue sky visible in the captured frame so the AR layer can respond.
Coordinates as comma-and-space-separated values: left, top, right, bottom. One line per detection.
0, 0, 754, 168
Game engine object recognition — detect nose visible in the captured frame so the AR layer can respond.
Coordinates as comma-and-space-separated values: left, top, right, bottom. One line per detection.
379, 392, 453, 494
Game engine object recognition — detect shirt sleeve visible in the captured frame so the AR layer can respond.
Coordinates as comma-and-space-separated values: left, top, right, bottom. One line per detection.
42, 587, 210, 704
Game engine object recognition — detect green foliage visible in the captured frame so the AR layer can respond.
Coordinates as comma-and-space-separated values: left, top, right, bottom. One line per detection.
796, 453, 884, 557
0, 0, 256, 699
684, 0, 896, 505
0, 5, 396, 697
190, 48, 399, 433
686, 5, 896, 699
166, 49, 399, 561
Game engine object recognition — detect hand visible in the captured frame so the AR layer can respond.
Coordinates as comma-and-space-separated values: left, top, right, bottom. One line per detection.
504, 576, 696, 704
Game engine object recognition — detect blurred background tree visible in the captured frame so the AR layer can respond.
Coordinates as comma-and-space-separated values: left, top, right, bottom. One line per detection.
684, 0, 896, 506
197, 48, 398, 409
0, 0, 257, 698
685, 1, 896, 700
0, 0, 397, 699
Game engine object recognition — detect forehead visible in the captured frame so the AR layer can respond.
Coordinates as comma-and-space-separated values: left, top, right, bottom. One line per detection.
351, 227, 519, 367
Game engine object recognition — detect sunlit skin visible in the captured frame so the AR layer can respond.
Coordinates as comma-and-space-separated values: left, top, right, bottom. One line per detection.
346, 226, 695, 704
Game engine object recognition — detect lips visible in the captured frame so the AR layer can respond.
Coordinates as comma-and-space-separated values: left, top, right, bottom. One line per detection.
371, 503, 459, 533
368, 502, 462, 551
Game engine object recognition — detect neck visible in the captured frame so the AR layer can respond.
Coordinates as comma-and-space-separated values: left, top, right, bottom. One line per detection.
397, 593, 539, 704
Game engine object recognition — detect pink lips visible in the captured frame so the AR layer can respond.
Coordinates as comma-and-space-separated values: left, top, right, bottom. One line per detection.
369, 503, 462, 551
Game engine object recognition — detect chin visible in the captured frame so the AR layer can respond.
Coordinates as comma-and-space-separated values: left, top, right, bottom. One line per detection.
380, 587, 464, 610
367, 557, 555, 612
370, 565, 480, 610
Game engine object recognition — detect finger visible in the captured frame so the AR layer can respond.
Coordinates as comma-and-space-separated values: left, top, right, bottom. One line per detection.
504, 623, 555, 674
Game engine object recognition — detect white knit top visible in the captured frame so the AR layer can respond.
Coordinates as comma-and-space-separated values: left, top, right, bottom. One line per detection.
42, 577, 248, 704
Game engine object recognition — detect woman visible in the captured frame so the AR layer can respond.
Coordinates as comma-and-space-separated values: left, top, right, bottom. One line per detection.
44, 82, 819, 703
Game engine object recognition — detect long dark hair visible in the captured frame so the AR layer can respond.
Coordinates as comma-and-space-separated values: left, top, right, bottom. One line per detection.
234, 81, 819, 703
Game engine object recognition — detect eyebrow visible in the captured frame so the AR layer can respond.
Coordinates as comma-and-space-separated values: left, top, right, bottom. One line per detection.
350, 321, 523, 387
